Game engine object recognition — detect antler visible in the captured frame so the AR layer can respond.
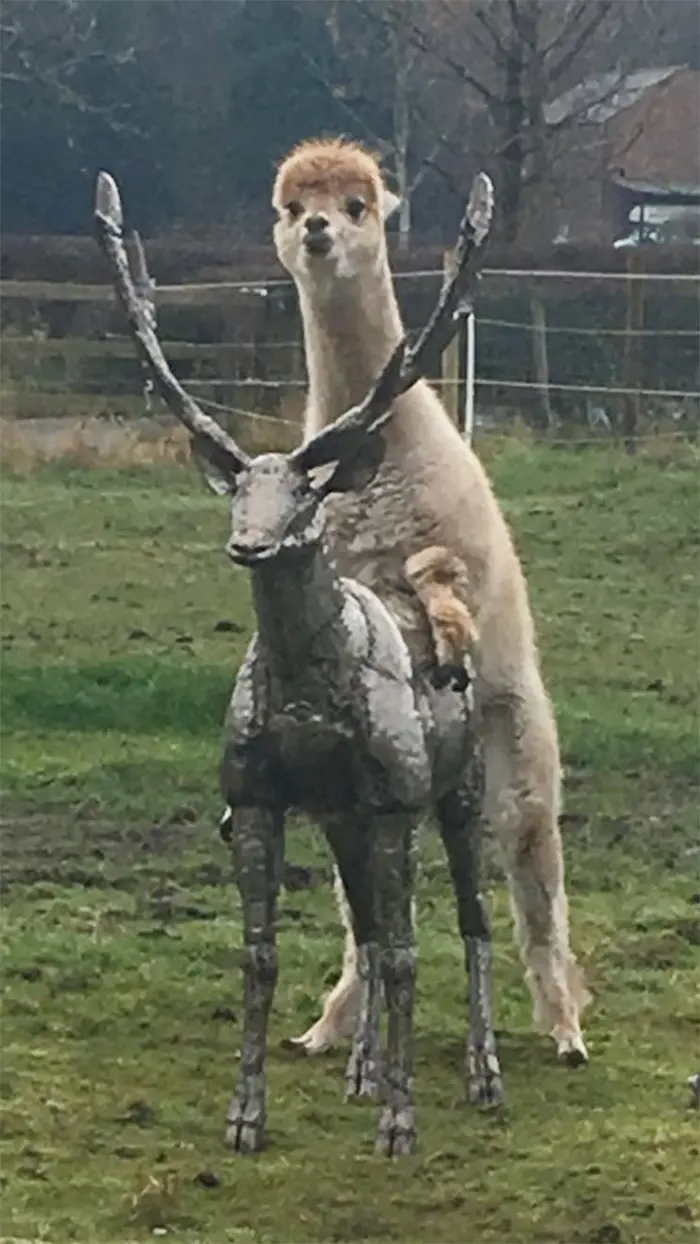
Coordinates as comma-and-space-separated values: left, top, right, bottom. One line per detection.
93, 172, 250, 479
294, 172, 495, 471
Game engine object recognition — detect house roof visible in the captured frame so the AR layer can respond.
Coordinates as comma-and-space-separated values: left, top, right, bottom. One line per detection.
611, 173, 700, 205
545, 66, 684, 127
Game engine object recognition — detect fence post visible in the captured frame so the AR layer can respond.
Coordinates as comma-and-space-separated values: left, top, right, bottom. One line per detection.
530, 291, 553, 429
441, 247, 460, 425
622, 251, 645, 454
463, 309, 475, 445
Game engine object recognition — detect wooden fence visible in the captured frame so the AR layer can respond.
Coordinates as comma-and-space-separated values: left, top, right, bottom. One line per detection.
2, 244, 699, 444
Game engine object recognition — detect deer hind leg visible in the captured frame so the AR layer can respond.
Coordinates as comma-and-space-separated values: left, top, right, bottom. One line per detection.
288, 864, 363, 1055
371, 811, 418, 1157
482, 690, 590, 1064
320, 819, 388, 1102
436, 767, 504, 1107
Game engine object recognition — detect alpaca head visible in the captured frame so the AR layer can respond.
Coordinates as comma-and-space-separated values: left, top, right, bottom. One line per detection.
272, 137, 400, 286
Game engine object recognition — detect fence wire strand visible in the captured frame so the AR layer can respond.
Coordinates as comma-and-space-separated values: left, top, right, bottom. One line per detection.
186, 375, 700, 401
479, 317, 700, 338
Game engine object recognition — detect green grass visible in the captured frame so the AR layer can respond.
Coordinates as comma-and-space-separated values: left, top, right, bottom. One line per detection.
1, 445, 698, 1243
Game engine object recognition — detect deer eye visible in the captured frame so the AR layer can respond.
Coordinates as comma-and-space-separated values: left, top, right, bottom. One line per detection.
346, 197, 365, 222
286, 200, 303, 220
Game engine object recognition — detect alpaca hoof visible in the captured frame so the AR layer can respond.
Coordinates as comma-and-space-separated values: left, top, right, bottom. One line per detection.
432, 662, 470, 692
556, 1033, 589, 1066
283, 1022, 335, 1056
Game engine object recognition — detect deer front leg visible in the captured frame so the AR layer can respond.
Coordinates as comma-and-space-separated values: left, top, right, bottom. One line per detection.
372, 812, 418, 1157
225, 804, 284, 1154
437, 777, 504, 1107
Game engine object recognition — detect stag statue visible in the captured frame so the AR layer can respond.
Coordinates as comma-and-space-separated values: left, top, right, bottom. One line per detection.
94, 169, 496, 1158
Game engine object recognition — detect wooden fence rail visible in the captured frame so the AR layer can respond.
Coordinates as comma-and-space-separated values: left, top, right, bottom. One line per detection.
2, 261, 698, 436
1, 337, 298, 361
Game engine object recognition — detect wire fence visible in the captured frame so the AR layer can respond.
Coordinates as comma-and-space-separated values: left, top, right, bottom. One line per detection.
2, 260, 699, 446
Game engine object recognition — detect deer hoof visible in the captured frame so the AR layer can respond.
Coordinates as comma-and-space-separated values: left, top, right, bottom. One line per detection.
224, 1095, 266, 1154
467, 1046, 505, 1108
375, 1104, 416, 1157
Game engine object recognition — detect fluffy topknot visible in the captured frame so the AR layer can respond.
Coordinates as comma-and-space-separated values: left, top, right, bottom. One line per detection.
273, 137, 386, 211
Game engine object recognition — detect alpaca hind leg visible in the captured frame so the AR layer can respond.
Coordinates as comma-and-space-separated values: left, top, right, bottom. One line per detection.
437, 771, 503, 1106
482, 693, 590, 1063
288, 865, 363, 1054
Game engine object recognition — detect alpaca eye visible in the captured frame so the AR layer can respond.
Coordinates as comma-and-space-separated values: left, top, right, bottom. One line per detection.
286, 200, 303, 219
346, 197, 365, 222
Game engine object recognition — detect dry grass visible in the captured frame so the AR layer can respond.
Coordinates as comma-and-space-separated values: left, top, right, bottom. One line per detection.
0, 417, 193, 472
0, 412, 301, 473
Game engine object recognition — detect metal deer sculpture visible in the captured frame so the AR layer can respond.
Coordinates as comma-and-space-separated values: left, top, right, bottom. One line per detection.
94, 169, 496, 1158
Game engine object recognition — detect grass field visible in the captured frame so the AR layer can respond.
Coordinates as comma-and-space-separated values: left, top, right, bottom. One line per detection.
1, 442, 698, 1244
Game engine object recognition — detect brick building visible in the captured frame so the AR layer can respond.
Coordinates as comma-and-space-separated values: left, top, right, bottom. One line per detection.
545, 65, 700, 244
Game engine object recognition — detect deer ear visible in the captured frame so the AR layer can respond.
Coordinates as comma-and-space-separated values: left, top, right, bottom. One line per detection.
315, 433, 386, 497
381, 188, 401, 222
191, 439, 238, 496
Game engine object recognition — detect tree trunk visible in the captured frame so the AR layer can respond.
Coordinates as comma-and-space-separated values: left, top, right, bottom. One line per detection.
499, 42, 526, 243
392, 25, 412, 251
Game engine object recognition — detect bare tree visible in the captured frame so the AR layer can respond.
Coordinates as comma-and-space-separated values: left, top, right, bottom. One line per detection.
1, 0, 136, 128
306, 0, 468, 247
401, 0, 631, 242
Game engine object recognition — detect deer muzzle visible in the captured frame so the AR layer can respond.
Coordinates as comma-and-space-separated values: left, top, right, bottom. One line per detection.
226, 536, 278, 566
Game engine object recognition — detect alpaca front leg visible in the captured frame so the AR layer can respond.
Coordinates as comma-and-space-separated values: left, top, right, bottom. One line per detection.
437, 780, 504, 1107
372, 813, 418, 1157
225, 805, 284, 1154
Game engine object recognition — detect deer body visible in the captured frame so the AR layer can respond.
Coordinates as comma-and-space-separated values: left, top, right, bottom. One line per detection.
223, 534, 437, 819
273, 137, 589, 1064
217, 473, 462, 1157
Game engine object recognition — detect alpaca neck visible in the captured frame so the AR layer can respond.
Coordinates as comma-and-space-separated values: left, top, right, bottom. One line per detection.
298, 262, 404, 434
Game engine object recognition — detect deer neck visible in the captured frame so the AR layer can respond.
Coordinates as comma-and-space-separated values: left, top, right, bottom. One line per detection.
298, 263, 404, 433
250, 543, 348, 695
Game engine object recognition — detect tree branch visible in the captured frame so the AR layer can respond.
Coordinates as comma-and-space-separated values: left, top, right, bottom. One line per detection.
542, 0, 588, 56
300, 47, 385, 148
472, 5, 508, 60
549, 0, 613, 83
403, 16, 498, 109
506, 0, 525, 37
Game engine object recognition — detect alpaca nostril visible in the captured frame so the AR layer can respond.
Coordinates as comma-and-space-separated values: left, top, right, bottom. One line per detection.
305, 214, 329, 235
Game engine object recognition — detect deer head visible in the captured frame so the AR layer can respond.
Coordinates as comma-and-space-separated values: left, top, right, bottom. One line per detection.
93, 170, 494, 567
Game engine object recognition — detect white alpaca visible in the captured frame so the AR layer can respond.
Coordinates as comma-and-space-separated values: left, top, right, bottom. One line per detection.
273, 138, 590, 1063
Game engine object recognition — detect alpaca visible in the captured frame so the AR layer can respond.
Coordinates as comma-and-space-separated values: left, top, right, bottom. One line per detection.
273, 137, 590, 1064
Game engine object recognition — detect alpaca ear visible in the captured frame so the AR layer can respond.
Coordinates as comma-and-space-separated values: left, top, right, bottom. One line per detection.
381, 187, 401, 221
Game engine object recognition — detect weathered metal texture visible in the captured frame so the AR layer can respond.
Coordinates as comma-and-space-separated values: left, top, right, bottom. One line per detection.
93, 169, 501, 1158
